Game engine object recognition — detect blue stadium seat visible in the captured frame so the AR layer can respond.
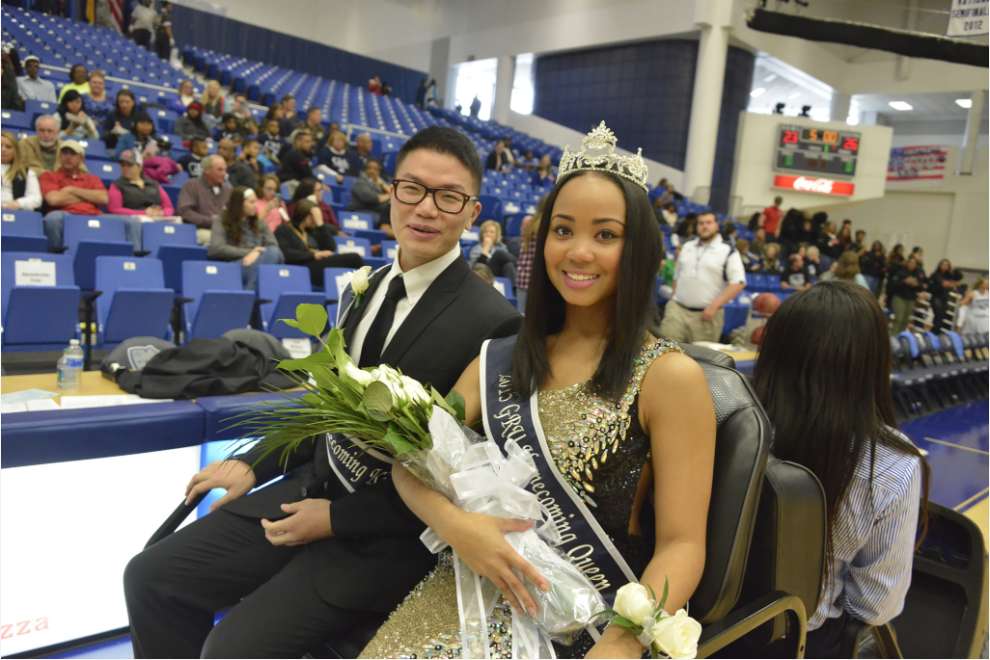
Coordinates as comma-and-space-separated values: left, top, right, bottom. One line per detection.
93, 256, 174, 346
764, 275, 781, 292
493, 277, 517, 307
505, 214, 526, 238
381, 239, 399, 261
362, 256, 389, 271
477, 195, 502, 223
1, 109, 32, 130
181, 261, 255, 340
63, 215, 135, 290
92, 161, 121, 184
142, 223, 208, 293
1, 210, 49, 253
324, 267, 358, 304
353, 229, 388, 246
337, 211, 374, 232
335, 236, 372, 259
746, 273, 767, 293
1, 251, 81, 350
24, 99, 58, 123
258, 265, 326, 339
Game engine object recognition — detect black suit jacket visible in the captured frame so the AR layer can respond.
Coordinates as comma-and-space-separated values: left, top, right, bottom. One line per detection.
225, 255, 522, 612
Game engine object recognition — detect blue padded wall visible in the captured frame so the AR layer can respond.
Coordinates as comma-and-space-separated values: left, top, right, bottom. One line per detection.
533, 39, 754, 212
170, 6, 427, 104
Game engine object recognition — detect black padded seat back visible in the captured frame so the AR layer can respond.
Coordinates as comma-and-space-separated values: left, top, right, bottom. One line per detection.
736, 456, 827, 645
684, 354, 771, 624
680, 343, 737, 370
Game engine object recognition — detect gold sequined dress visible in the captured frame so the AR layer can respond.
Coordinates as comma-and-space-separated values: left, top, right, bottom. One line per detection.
359, 338, 681, 659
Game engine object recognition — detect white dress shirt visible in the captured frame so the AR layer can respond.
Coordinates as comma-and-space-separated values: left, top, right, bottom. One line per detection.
349, 244, 462, 365
672, 235, 746, 310
16, 76, 57, 103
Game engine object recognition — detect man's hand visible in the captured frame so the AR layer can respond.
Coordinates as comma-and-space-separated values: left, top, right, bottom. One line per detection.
185, 459, 257, 511
701, 304, 717, 323
260, 499, 333, 546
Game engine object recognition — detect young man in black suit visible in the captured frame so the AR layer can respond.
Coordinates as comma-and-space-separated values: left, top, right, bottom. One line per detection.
124, 127, 523, 658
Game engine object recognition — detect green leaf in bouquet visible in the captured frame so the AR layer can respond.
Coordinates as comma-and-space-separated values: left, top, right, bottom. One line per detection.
281, 318, 300, 328
658, 577, 669, 614
292, 303, 329, 337
325, 328, 351, 368
384, 422, 417, 455
278, 348, 336, 372
363, 381, 394, 420
445, 388, 466, 421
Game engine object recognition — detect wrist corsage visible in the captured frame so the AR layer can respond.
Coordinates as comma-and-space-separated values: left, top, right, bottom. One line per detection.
348, 265, 372, 309
597, 579, 702, 659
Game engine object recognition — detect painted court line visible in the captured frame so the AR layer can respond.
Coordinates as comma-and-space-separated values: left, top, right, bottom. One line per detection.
955, 487, 990, 513
924, 436, 990, 456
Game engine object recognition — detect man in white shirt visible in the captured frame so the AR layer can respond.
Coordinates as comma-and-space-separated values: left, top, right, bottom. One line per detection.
131, 0, 158, 49
660, 211, 746, 344
16, 55, 56, 103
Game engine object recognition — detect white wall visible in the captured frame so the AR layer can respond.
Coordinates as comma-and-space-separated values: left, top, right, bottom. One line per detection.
802, 147, 989, 270
729, 111, 893, 210
505, 111, 684, 188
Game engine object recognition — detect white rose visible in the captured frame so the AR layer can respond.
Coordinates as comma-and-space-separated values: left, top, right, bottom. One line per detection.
399, 375, 431, 405
343, 362, 374, 386
349, 265, 372, 295
613, 583, 654, 627
651, 609, 702, 659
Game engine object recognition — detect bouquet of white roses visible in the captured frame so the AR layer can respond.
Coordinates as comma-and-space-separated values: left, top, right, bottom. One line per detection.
597, 579, 703, 659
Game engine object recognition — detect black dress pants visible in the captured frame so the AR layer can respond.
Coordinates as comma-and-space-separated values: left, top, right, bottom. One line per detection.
124, 506, 373, 658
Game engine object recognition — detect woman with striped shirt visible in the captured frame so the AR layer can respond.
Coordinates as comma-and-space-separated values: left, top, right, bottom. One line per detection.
754, 281, 930, 658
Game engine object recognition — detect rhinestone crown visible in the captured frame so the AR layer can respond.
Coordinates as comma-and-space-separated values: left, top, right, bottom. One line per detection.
557, 121, 650, 192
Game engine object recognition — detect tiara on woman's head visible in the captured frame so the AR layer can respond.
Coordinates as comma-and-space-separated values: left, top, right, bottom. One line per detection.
557, 121, 649, 192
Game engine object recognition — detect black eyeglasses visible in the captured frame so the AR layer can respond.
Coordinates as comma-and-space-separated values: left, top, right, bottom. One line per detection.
392, 179, 477, 214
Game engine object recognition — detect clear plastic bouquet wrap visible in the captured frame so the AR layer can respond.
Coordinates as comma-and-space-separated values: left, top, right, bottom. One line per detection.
229, 303, 606, 656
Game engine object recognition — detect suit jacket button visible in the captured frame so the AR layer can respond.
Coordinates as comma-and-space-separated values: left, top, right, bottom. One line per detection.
299, 487, 308, 498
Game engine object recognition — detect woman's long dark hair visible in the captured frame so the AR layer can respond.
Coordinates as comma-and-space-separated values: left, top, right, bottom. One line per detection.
290, 199, 318, 228
754, 281, 930, 580
222, 186, 260, 246
57, 90, 83, 131
291, 177, 320, 204
510, 170, 662, 399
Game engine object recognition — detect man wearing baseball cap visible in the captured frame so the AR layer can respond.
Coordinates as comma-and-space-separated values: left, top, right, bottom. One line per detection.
40, 140, 143, 251
16, 55, 57, 103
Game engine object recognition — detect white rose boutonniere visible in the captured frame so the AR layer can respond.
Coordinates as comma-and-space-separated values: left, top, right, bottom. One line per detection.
348, 265, 372, 309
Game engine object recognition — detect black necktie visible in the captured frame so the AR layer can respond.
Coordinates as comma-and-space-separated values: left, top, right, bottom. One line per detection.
359, 276, 407, 368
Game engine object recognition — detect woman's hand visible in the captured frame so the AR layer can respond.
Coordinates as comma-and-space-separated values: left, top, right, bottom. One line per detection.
585, 626, 645, 659
2, 201, 22, 210
442, 509, 548, 615
481, 234, 495, 256
145, 205, 163, 218
335, 173, 344, 184
242, 246, 264, 267
314, 250, 334, 259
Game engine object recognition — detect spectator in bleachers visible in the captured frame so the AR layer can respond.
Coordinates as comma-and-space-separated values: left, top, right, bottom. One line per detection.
303, 107, 327, 145
328, 121, 341, 137
761, 242, 782, 275
928, 259, 961, 332
660, 210, 746, 344
836, 223, 854, 254
22, 115, 85, 175
130, 0, 157, 50
736, 238, 762, 274
231, 94, 258, 136
781, 254, 811, 291
209, 185, 284, 291
178, 154, 232, 245
200, 80, 226, 124
274, 198, 365, 287
54, 90, 99, 140
368, 76, 383, 95
58, 64, 91, 103
908, 247, 925, 274
287, 178, 342, 235
501, 137, 515, 167
485, 140, 510, 172
531, 154, 555, 188
1, 53, 23, 111
354, 133, 374, 169
816, 220, 843, 271
656, 201, 677, 228
758, 195, 783, 239
316, 131, 357, 180
255, 173, 288, 232
113, 111, 157, 161
81, 70, 114, 127
260, 119, 284, 166
804, 245, 823, 281
510, 196, 545, 312
415, 78, 433, 109
860, 241, 887, 297
852, 229, 867, 256
754, 281, 929, 658
1, 131, 43, 211
220, 137, 258, 189
794, 214, 815, 246
656, 182, 676, 207
347, 157, 391, 228
471, 262, 495, 285
213, 113, 243, 145
670, 213, 696, 249
174, 101, 212, 144
107, 149, 175, 219
959, 277, 989, 334
264, 103, 283, 124
520, 150, 537, 170
278, 94, 299, 137
720, 219, 737, 243
16, 55, 56, 103
170, 79, 196, 115
886, 243, 905, 271
821, 251, 869, 290
40, 140, 142, 251
468, 219, 517, 289
277, 129, 315, 184
888, 257, 927, 335
102, 89, 138, 150
154, 1, 175, 61
469, 94, 481, 117
176, 137, 208, 178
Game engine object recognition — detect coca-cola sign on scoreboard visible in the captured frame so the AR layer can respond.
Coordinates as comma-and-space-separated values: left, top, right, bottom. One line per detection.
773, 174, 855, 196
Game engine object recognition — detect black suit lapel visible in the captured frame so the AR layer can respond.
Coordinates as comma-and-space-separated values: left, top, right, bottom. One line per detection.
341, 267, 390, 350
380, 258, 469, 367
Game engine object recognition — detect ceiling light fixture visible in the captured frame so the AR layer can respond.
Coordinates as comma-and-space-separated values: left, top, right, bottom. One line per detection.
956, 98, 973, 108
751, 87, 766, 98
764, 74, 778, 82
789, 92, 801, 99
889, 101, 913, 111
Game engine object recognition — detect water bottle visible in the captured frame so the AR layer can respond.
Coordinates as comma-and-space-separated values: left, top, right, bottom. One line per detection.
57, 339, 84, 394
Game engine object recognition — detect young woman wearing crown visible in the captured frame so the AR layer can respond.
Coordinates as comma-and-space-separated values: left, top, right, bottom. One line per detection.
360, 123, 716, 659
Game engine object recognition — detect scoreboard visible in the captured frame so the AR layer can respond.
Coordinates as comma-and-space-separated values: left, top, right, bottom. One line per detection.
775, 124, 861, 177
